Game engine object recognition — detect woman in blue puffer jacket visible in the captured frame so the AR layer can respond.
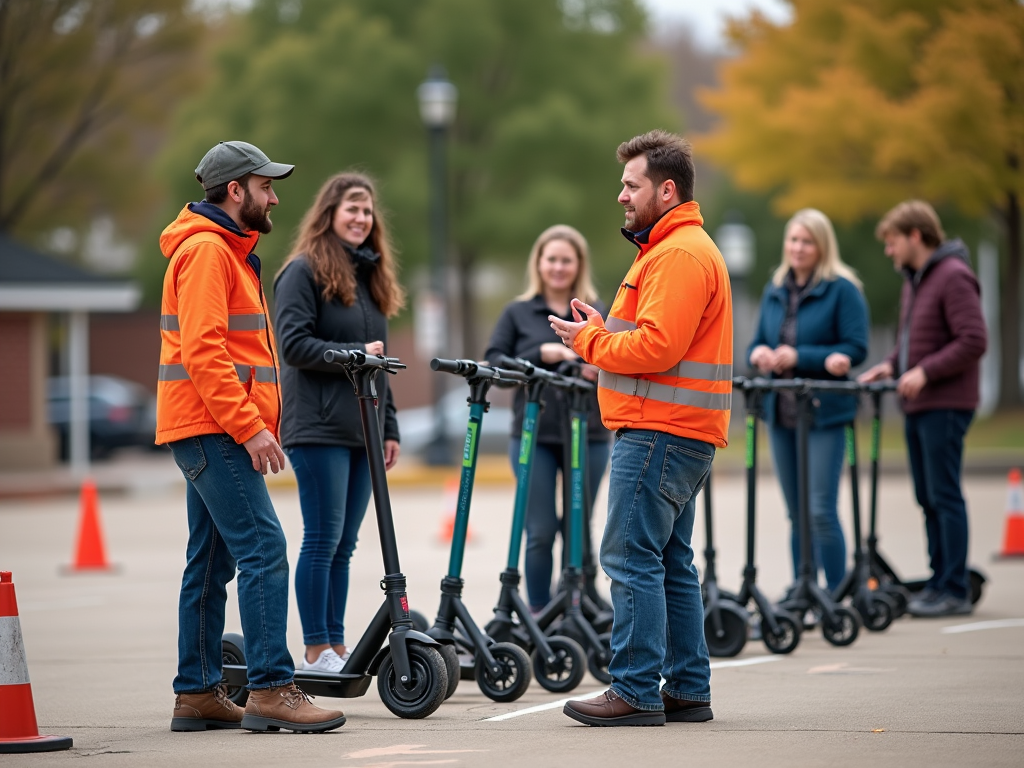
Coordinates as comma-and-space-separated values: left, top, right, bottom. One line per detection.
748, 208, 869, 593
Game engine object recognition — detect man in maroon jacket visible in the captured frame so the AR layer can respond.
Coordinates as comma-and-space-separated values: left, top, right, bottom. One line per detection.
859, 200, 987, 618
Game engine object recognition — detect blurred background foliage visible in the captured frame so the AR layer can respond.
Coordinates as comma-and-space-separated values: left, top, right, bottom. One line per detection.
3, 0, 1021, 404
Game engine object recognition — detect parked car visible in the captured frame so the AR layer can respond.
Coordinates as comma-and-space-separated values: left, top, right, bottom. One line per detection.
47, 375, 158, 460
397, 385, 513, 457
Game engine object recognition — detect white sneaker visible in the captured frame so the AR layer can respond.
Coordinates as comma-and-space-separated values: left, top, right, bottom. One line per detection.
301, 648, 346, 673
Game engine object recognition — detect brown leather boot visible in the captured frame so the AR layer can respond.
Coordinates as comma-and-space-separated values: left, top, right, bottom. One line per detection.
241, 682, 346, 733
170, 684, 244, 731
661, 691, 713, 722
563, 689, 665, 726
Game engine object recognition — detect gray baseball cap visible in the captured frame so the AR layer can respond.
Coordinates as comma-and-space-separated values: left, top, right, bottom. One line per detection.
194, 141, 294, 190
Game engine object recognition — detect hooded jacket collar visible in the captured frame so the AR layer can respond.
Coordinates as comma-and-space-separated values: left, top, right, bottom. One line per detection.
620, 201, 704, 256
903, 237, 971, 288
159, 203, 259, 262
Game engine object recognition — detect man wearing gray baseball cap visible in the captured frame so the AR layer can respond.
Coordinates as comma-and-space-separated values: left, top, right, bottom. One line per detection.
158, 141, 345, 734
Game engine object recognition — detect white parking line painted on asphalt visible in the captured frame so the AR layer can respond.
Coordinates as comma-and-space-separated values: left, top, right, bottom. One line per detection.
940, 618, 1024, 634
483, 656, 780, 722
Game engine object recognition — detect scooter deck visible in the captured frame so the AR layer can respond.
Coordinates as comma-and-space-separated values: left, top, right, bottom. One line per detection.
221, 665, 374, 699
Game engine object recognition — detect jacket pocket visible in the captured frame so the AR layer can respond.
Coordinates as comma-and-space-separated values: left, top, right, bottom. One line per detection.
170, 436, 207, 481
659, 442, 713, 505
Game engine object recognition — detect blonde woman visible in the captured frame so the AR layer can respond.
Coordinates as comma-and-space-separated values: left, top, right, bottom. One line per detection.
747, 208, 868, 593
484, 225, 611, 612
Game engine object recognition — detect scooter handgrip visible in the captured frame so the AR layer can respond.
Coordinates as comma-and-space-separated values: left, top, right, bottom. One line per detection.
324, 348, 358, 365
431, 357, 472, 375
494, 354, 533, 374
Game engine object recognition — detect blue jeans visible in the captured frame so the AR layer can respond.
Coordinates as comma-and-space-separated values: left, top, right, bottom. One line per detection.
169, 434, 293, 693
905, 409, 973, 599
507, 439, 611, 610
286, 444, 372, 646
600, 429, 713, 711
768, 424, 847, 592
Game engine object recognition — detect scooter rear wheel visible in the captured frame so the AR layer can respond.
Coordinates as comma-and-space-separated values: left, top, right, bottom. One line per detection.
822, 606, 861, 647
532, 636, 586, 693
475, 642, 532, 702
586, 632, 613, 684
221, 633, 249, 707
704, 603, 748, 658
437, 642, 460, 699
377, 644, 448, 719
761, 612, 801, 654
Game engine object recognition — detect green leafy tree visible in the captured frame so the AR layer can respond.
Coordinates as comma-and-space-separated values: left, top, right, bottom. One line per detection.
698, 0, 1024, 408
149, 0, 677, 355
0, 0, 201, 247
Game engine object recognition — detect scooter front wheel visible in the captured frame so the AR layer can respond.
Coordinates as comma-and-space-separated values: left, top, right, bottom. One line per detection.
532, 636, 586, 693
377, 644, 448, 719
475, 642, 532, 702
761, 612, 801, 655
822, 606, 861, 647
861, 594, 896, 632
221, 633, 249, 707
704, 603, 748, 658
437, 642, 460, 699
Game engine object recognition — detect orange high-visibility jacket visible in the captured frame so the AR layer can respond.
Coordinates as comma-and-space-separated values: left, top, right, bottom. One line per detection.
574, 202, 732, 447
155, 205, 280, 445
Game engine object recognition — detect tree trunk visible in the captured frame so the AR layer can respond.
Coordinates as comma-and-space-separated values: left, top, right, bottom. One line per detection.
998, 190, 1022, 409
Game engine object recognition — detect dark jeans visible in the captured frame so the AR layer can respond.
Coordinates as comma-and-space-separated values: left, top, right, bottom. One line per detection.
507, 438, 611, 610
904, 409, 973, 599
286, 444, 372, 646
600, 429, 713, 710
768, 424, 848, 592
169, 434, 293, 693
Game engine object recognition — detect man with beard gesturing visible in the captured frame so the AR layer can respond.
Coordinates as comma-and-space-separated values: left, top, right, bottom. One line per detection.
550, 131, 732, 726
158, 141, 345, 733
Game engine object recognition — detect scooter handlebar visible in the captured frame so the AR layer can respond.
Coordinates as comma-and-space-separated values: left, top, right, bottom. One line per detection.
324, 348, 406, 370
732, 375, 892, 396
491, 354, 561, 382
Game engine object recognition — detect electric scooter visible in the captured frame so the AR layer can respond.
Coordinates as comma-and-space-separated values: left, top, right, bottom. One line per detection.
732, 377, 802, 654
699, 471, 751, 657
483, 354, 588, 693
830, 417, 898, 631
863, 382, 987, 608
424, 357, 533, 703
529, 372, 613, 683
220, 349, 448, 719
740, 377, 863, 647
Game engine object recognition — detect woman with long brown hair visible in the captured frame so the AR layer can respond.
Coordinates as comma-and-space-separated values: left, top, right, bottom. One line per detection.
274, 172, 405, 673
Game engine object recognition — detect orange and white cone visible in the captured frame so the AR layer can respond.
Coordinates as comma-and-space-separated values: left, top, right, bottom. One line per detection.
0, 572, 73, 753
996, 468, 1024, 559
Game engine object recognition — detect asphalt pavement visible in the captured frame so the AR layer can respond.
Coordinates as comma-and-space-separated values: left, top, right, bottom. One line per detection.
1, 456, 1022, 767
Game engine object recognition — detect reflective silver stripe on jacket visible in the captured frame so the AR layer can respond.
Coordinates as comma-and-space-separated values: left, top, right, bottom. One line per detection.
158, 363, 278, 384
598, 370, 731, 410
160, 314, 267, 332
606, 315, 637, 333
661, 360, 732, 381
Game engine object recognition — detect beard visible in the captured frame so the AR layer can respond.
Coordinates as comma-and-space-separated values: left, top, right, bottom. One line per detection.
624, 195, 662, 233
240, 189, 273, 234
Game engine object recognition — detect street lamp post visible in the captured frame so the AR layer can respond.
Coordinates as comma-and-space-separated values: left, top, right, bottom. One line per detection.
417, 67, 458, 465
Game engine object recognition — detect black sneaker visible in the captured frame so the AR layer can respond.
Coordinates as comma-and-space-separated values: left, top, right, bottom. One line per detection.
908, 592, 972, 618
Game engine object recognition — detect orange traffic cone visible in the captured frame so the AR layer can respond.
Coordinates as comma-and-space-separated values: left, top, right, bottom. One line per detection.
0, 572, 73, 754
437, 477, 472, 544
65, 479, 115, 572
996, 468, 1024, 559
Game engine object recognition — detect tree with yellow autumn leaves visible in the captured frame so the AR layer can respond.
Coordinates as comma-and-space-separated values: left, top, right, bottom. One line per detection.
698, 0, 1024, 409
